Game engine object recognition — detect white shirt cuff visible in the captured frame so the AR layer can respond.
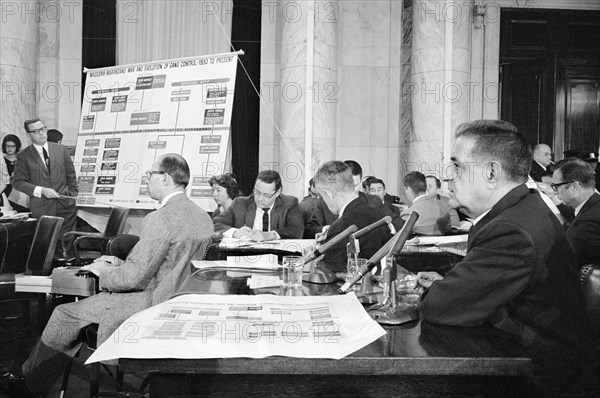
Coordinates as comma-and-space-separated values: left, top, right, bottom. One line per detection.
223, 228, 236, 238
33, 186, 43, 198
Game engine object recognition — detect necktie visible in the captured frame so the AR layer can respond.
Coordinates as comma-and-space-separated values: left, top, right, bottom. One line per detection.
42, 147, 50, 171
262, 208, 270, 232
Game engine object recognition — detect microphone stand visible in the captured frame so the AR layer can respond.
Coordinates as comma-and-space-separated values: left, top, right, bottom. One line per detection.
302, 246, 337, 284
367, 212, 420, 325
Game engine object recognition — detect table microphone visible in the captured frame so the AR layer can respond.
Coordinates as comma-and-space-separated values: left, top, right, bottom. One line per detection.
303, 224, 358, 264
338, 211, 419, 294
350, 216, 392, 240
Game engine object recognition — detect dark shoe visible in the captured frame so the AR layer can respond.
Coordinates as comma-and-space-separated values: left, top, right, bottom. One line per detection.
0, 368, 35, 398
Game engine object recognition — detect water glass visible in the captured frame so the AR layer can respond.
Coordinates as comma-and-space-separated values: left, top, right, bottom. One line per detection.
282, 256, 303, 288
346, 257, 367, 283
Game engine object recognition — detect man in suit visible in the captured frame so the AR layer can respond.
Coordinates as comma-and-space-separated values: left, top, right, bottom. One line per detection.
416, 120, 596, 395
314, 161, 391, 272
401, 171, 451, 235
12, 118, 77, 252
530, 143, 553, 182
10, 154, 214, 397
425, 175, 461, 228
552, 158, 600, 268
213, 170, 304, 240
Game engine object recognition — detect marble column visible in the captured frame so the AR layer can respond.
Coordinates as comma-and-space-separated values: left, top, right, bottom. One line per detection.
0, 0, 39, 144
277, 0, 337, 199
408, 0, 472, 184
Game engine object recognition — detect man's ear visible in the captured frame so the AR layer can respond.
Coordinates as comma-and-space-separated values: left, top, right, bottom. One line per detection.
485, 161, 502, 183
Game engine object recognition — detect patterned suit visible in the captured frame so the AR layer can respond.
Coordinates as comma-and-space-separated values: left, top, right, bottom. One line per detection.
566, 192, 600, 268
11, 142, 77, 237
419, 185, 596, 392
22, 193, 214, 395
212, 193, 304, 239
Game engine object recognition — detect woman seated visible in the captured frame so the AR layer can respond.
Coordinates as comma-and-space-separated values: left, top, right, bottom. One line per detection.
208, 173, 240, 218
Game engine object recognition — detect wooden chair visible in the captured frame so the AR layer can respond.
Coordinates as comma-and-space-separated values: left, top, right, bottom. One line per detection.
0, 216, 64, 326
61, 206, 130, 265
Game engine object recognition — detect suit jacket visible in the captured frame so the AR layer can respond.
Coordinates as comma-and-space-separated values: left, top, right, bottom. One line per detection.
11, 143, 77, 219
530, 160, 550, 182
419, 185, 594, 385
567, 192, 600, 268
400, 195, 451, 235
84, 193, 213, 344
305, 192, 402, 238
212, 193, 304, 239
320, 195, 392, 272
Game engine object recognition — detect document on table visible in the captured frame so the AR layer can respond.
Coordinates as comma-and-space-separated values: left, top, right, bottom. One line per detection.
218, 238, 315, 253
87, 293, 386, 363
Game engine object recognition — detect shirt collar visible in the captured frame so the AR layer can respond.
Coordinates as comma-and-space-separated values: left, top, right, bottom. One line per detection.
158, 191, 184, 208
338, 194, 358, 218
472, 209, 491, 226
412, 194, 428, 204
574, 195, 591, 216
535, 160, 546, 171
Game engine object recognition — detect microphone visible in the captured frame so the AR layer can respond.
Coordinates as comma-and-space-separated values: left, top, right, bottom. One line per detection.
303, 224, 358, 264
350, 216, 392, 240
338, 211, 420, 294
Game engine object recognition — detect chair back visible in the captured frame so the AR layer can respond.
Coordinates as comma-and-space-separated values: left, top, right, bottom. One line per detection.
104, 206, 130, 237
26, 216, 64, 276
105, 234, 140, 261
581, 264, 600, 334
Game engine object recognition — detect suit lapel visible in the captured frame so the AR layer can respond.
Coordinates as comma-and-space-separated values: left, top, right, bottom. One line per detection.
569, 192, 600, 231
270, 196, 283, 229
245, 199, 257, 228
27, 145, 49, 178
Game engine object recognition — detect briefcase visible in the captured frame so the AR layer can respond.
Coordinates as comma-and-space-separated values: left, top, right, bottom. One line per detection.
51, 267, 97, 297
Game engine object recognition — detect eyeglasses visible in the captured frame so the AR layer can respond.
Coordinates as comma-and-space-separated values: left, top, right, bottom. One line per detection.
4, 144, 16, 148
550, 180, 576, 192
28, 127, 47, 135
253, 189, 276, 200
145, 170, 166, 179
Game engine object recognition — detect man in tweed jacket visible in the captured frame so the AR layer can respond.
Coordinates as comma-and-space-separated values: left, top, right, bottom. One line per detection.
21, 154, 214, 396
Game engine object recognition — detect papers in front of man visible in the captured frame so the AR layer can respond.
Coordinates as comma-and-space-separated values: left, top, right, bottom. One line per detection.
218, 238, 315, 253
86, 293, 386, 363
407, 234, 468, 257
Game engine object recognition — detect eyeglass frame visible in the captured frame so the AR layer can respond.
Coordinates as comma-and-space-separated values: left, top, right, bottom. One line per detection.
145, 170, 166, 179
253, 188, 278, 200
28, 126, 47, 135
550, 180, 577, 192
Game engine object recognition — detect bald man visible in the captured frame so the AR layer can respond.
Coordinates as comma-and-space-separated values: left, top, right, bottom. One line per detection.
530, 143, 553, 182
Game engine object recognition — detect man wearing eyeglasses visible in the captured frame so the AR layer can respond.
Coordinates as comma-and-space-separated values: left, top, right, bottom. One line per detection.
11, 117, 78, 252
213, 170, 304, 241
415, 120, 596, 395
552, 158, 600, 268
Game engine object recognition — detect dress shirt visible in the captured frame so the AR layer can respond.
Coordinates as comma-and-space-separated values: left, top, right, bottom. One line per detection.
32, 143, 50, 198
338, 194, 359, 218
574, 196, 590, 217
223, 206, 281, 239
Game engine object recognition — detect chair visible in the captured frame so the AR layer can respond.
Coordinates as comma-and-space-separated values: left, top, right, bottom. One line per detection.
60, 234, 145, 398
0, 216, 64, 326
580, 264, 600, 335
61, 206, 130, 264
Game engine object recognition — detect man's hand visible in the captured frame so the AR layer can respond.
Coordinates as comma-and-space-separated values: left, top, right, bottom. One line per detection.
81, 256, 119, 276
315, 225, 330, 243
416, 271, 443, 288
233, 226, 252, 239
41, 187, 60, 199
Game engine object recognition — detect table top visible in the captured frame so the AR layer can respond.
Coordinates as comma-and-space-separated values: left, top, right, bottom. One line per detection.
121, 266, 533, 377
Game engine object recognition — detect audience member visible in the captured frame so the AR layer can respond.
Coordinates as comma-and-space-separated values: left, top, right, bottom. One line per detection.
6, 154, 214, 397
401, 171, 451, 235
361, 175, 375, 193
368, 178, 400, 220
552, 158, 600, 268
12, 118, 77, 254
213, 170, 304, 241
313, 161, 391, 272
208, 173, 240, 218
1, 135, 25, 210
530, 143, 553, 182
425, 175, 460, 228
46, 129, 63, 144
298, 178, 319, 229
417, 120, 596, 395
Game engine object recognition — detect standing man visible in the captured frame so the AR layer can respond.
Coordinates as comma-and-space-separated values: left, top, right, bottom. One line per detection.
530, 143, 553, 182
1, 154, 214, 397
213, 170, 304, 241
12, 118, 77, 251
416, 120, 596, 395
551, 158, 600, 268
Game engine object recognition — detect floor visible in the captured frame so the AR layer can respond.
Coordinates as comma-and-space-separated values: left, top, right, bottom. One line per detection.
0, 296, 147, 398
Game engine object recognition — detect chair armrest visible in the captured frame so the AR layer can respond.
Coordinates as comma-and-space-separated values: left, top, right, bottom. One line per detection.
61, 230, 104, 257
73, 236, 111, 263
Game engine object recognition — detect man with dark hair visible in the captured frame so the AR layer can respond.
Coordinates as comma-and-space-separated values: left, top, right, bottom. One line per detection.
552, 158, 600, 268
299, 178, 319, 228
213, 170, 304, 240
417, 120, 596, 395
314, 161, 391, 272
343, 159, 363, 192
425, 175, 460, 228
368, 178, 400, 224
4, 154, 214, 397
46, 129, 63, 144
401, 171, 451, 235
12, 117, 77, 254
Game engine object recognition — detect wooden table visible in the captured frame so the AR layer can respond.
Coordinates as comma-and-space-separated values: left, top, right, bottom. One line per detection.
120, 268, 535, 397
